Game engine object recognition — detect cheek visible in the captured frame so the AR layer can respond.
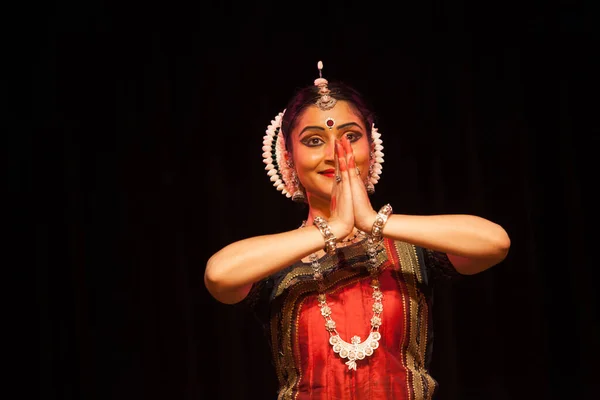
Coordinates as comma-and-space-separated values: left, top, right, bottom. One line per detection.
292, 147, 322, 175
353, 142, 371, 166
295, 142, 324, 159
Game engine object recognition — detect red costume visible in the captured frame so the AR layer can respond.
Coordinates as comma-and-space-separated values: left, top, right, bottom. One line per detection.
245, 238, 459, 399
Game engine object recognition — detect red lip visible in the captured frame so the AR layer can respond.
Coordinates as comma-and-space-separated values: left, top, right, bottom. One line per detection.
319, 169, 335, 178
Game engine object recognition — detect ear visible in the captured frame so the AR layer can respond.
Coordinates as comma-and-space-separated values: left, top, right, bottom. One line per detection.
284, 150, 293, 167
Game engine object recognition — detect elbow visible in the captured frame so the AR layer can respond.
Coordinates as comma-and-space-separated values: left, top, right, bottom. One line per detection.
494, 226, 511, 262
455, 227, 511, 276
479, 227, 511, 271
204, 257, 249, 305
204, 256, 228, 295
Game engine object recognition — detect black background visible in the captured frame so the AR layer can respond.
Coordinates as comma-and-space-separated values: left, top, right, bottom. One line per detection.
20, 0, 599, 398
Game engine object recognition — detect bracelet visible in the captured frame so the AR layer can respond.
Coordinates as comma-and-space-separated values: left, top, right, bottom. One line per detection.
370, 204, 393, 244
313, 216, 337, 254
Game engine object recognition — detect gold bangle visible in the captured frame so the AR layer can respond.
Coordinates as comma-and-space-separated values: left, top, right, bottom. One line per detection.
313, 216, 337, 254
370, 204, 393, 243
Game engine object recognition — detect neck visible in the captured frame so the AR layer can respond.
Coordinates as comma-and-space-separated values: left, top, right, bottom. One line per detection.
304, 193, 331, 223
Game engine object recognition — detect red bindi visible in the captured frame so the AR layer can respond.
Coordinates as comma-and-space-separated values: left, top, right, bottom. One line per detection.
325, 117, 335, 129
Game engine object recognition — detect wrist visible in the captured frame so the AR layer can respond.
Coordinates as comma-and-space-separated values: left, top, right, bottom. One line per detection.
369, 204, 393, 242
313, 217, 339, 254
357, 210, 379, 233
327, 220, 353, 243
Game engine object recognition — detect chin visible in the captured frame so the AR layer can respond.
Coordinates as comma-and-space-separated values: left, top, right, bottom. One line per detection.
306, 189, 332, 204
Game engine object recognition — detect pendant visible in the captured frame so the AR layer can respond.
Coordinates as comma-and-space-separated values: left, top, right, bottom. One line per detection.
329, 331, 382, 370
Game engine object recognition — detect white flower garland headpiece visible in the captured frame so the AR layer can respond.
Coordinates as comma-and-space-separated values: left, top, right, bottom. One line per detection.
262, 61, 384, 199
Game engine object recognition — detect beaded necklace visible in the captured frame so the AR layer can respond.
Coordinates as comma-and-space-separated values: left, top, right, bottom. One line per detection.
301, 222, 384, 370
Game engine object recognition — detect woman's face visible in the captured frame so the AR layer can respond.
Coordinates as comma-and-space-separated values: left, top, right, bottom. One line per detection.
289, 100, 371, 203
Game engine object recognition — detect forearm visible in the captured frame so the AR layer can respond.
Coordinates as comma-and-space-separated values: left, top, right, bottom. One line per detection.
204, 225, 333, 304
381, 214, 510, 268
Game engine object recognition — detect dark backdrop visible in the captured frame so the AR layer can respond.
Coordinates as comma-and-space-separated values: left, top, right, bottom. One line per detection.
23, 1, 599, 399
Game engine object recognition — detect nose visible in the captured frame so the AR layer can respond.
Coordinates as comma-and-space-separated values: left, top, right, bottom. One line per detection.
324, 139, 336, 162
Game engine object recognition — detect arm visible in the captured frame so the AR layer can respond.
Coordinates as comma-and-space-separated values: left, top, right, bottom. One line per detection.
362, 213, 510, 275
204, 223, 347, 305
338, 137, 510, 275
207, 139, 356, 305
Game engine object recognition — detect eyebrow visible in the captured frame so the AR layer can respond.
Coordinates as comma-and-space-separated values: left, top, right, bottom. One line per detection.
298, 122, 363, 138
337, 122, 362, 130
298, 125, 325, 137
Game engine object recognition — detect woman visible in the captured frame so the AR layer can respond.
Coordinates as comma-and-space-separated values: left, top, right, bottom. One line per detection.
204, 61, 510, 399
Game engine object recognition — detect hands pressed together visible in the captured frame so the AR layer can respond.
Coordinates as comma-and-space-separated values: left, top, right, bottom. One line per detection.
328, 137, 380, 240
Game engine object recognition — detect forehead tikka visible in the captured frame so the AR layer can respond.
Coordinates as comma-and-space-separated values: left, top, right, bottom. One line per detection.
314, 61, 337, 111
325, 117, 335, 129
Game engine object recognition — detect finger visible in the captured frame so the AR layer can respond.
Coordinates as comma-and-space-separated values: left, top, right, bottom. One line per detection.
334, 140, 352, 215
337, 140, 356, 213
336, 139, 348, 174
334, 140, 340, 175
342, 136, 354, 167
336, 139, 353, 198
330, 192, 337, 213
334, 141, 342, 183
330, 141, 341, 215
334, 140, 351, 201
342, 136, 362, 182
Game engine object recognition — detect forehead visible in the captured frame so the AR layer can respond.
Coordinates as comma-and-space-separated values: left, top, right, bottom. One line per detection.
295, 100, 364, 129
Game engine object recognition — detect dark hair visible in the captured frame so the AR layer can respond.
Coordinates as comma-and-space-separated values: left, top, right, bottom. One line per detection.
280, 81, 376, 152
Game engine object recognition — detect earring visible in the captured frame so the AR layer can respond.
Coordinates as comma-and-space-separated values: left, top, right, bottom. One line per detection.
366, 178, 375, 195
291, 170, 306, 202
366, 155, 375, 194
286, 159, 306, 202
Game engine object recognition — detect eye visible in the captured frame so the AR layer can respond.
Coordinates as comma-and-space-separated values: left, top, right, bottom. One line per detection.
345, 132, 363, 143
301, 136, 325, 147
